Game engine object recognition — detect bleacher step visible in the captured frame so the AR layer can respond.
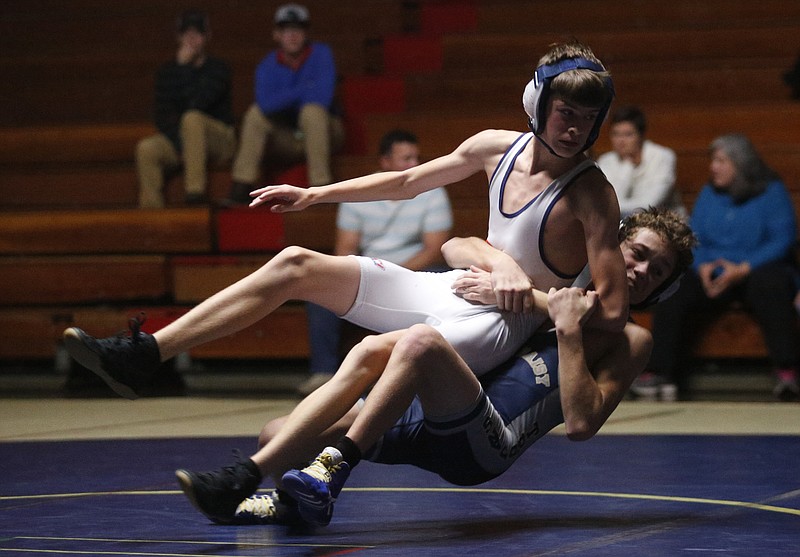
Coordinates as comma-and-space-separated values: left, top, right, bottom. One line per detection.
1, 208, 212, 255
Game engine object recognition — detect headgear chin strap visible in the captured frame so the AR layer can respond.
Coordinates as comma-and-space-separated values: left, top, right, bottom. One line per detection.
630, 272, 683, 310
522, 57, 614, 153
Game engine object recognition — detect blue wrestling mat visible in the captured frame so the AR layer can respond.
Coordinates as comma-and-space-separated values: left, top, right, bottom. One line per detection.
1, 435, 798, 556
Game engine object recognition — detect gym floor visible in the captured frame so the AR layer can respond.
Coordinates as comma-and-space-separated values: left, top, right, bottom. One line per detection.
1, 396, 798, 556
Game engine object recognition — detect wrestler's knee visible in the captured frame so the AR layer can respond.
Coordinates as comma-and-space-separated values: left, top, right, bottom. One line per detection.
349, 333, 396, 380
394, 324, 450, 367
258, 415, 287, 449
260, 245, 319, 280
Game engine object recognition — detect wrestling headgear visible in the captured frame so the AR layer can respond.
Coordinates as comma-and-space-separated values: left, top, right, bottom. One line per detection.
617, 218, 684, 310
522, 57, 614, 153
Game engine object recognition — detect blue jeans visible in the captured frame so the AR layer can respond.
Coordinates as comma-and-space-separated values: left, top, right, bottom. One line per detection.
306, 303, 343, 374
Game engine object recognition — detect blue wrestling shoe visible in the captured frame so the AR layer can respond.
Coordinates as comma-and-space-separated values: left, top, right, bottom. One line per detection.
233, 489, 304, 526
281, 447, 351, 526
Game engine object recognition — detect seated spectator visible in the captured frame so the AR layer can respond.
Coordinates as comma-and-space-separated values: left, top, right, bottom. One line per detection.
226, 3, 344, 204
299, 129, 453, 395
136, 9, 236, 208
640, 133, 799, 401
597, 105, 686, 217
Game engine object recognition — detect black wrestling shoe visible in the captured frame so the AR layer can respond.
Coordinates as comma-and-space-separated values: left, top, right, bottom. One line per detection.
176, 452, 262, 524
62, 314, 161, 400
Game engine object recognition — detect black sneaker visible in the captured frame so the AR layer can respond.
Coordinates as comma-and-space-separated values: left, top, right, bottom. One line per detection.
62, 314, 161, 400
176, 452, 262, 524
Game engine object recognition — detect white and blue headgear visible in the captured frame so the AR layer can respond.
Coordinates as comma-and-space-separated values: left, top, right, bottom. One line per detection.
522, 57, 614, 152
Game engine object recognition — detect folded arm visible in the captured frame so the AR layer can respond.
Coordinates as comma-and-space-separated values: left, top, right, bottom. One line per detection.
444, 236, 543, 314
549, 287, 651, 440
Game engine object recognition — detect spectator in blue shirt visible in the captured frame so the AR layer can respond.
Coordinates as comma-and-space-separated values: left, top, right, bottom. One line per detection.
227, 4, 344, 204
299, 130, 453, 395
640, 133, 800, 401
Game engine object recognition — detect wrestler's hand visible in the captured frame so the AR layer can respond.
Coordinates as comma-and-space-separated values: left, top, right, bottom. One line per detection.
489, 257, 535, 313
547, 287, 597, 331
249, 184, 312, 211
452, 266, 497, 306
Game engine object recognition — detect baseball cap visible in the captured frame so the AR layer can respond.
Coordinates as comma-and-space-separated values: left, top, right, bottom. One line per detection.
274, 3, 310, 27
177, 9, 209, 33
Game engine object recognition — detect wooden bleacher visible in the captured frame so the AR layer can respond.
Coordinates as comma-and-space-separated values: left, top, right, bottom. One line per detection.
2, 0, 799, 367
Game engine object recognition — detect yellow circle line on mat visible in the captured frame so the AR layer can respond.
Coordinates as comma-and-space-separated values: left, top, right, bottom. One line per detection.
345, 487, 800, 517
1, 487, 798, 517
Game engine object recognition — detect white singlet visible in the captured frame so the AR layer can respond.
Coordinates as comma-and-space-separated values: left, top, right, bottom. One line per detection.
342, 132, 597, 374
487, 132, 597, 286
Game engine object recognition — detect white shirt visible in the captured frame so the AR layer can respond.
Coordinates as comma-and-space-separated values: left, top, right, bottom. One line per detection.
597, 140, 686, 217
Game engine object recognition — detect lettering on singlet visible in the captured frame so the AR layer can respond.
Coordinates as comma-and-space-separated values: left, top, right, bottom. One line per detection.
520, 351, 550, 388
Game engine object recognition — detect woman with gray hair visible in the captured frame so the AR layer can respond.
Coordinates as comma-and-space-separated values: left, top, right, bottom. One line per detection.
640, 133, 799, 401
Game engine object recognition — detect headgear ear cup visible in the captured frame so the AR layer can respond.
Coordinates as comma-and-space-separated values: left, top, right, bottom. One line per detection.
522, 76, 542, 133
522, 57, 614, 151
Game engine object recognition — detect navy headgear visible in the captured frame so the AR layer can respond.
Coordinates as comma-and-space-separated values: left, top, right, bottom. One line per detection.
522, 57, 614, 152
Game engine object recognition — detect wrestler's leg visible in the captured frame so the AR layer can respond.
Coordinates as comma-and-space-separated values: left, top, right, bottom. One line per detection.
156, 247, 362, 359
249, 330, 405, 481
345, 324, 482, 454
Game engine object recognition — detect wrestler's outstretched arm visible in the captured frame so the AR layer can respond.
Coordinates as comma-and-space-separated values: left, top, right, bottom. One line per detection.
248, 130, 515, 211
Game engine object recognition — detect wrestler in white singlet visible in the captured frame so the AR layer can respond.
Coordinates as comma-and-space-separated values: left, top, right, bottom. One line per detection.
342, 132, 599, 375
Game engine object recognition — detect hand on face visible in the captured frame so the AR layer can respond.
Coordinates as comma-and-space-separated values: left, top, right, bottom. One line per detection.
177, 29, 206, 66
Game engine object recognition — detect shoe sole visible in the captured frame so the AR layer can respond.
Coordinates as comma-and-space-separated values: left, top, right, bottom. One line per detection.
629, 386, 659, 398
62, 328, 138, 400
281, 471, 333, 526
175, 469, 233, 525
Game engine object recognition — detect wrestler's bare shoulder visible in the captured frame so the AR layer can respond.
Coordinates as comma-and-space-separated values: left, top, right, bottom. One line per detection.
458, 129, 525, 155
570, 156, 614, 190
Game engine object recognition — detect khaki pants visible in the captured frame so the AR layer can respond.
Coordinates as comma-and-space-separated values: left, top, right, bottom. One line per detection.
136, 110, 236, 208
231, 103, 345, 187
